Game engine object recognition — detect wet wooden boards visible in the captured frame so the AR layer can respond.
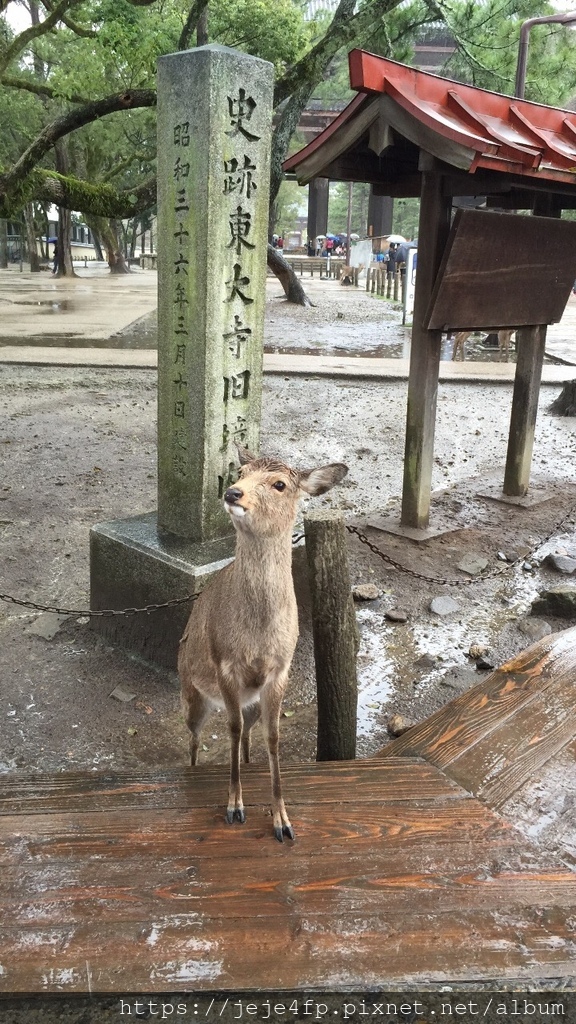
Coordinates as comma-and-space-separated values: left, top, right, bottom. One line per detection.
2, 750, 576, 992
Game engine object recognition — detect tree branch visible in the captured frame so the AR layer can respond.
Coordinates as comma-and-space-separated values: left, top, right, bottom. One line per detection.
0, 0, 85, 76
270, 0, 402, 200
6, 169, 158, 220
1, 72, 92, 104
178, 0, 209, 50
273, 0, 357, 107
0, 89, 157, 194
42, 0, 97, 36
100, 152, 153, 183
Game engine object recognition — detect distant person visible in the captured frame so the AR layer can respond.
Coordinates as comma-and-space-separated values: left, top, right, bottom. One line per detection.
385, 242, 397, 274
325, 237, 334, 254
52, 241, 60, 275
277, 236, 284, 250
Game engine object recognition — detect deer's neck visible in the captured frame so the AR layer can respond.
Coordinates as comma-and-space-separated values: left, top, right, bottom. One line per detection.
232, 528, 295, 602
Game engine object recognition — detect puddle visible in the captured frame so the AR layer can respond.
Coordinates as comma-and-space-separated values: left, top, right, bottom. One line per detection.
12, 299, 75, 312
353, 566, 541, 749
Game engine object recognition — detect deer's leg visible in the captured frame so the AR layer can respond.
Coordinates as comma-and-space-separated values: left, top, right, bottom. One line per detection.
260, 678, 294, 843
182, 685, 212, 766
242, 700, 261, 763
223, 693, 246, 825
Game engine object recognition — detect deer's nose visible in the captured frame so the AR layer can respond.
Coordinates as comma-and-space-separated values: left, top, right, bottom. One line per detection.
224, 487, 243, 504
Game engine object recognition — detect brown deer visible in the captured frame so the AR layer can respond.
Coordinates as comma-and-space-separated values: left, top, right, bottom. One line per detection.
178, 446, 348, 842
452, 329, 515, 361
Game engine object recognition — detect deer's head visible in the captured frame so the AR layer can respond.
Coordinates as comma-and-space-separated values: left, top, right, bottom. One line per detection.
223, 446, 348, 537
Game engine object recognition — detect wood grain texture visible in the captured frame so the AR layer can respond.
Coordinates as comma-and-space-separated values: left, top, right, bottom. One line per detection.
426, 209, 576, 331
382, 626, 576, 769
0, 758, 464, 815
2, 755, 576, 991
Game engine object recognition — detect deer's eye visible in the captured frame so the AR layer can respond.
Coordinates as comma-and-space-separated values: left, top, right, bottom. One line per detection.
273, 480, 286, 492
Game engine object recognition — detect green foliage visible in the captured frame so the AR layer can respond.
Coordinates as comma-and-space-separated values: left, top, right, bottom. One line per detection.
439, 0, 576, 106
392, 198, 419, 240
328, 181, 370, 234
272, 177, 305, 234
208, 0, 311, 73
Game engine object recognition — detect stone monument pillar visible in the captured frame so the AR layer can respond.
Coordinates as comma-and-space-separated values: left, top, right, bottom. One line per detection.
157, 46, 272, 542
90, 46, 274, 666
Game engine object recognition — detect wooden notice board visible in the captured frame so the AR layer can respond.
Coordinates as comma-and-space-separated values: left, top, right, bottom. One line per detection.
425, 209, 576, 332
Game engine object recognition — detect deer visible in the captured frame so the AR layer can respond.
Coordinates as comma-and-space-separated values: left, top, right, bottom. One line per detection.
451, 329, 516, 361
178, 446, 348, 842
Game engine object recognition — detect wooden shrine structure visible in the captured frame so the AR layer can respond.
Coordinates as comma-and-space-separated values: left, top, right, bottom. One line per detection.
284, 52, 576, 531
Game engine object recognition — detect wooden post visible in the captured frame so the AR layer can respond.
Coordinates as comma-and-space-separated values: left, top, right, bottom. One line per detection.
503, 324, 546, 496
401, 161, 452, 529
304, 510, 359, 761
366, 267, 371, 292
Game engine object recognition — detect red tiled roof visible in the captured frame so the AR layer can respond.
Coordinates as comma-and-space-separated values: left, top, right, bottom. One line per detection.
284, 50, 576, 187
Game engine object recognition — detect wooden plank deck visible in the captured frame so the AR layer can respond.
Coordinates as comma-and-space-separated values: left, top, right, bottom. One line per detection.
2, 749, 576, 992
383, 625, 576, 869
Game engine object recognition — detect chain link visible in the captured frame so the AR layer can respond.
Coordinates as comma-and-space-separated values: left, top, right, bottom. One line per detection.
0, 532, 307, 619
1, 506, 575, 617
346, 499, 576, 587
0, 590, 199, 618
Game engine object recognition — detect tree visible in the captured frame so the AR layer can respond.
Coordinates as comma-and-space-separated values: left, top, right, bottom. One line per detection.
1, 0, 574, 292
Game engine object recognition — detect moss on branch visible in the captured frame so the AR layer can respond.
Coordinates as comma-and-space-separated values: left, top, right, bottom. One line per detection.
0, 169, 157, 220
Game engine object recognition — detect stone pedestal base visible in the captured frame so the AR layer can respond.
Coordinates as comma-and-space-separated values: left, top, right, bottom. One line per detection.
90, 512, 235, 669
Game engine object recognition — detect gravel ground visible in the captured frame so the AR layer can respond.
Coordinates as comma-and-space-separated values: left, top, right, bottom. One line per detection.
1, 291, 576, 776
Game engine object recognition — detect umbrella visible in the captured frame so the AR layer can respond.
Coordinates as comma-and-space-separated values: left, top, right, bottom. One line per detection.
350, 233, 360, 241
47, 236, 58, 243
325, 233, 339, 240
315, 233, 326, 239
385, 233, 406, 244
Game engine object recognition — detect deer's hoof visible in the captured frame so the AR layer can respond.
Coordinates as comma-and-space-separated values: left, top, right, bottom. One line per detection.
226, 808, 246, 824
274, 824, 295, 843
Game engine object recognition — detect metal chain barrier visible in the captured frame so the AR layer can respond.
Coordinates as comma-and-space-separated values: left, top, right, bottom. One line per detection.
0, 590, 198, 618
1, 504, 575, 617
0, 532, 307, 619
346, 498, 576, 587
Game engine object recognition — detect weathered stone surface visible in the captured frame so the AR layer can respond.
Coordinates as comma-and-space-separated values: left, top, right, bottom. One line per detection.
352, 583, 381, 601
543, 553, 576, 575
27, 612, 69, 640
385, 607, 408, 623
90, 512, 235, 668
517, 617, 552, 641
531, 588, 576, 619
157, 45, 274, 542
387, 713, 414, 737
457, 553, 489, 576
430, 595, 460, 616
476, 651, 496, 671
440, 666, 479, 691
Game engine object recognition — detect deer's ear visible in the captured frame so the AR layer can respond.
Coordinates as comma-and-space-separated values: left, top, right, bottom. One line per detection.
235, 443, 258, 466
299, 463, 348, 496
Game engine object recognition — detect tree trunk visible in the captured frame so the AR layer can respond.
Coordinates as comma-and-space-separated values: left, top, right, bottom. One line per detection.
89, 216, 130, 273
0, 220, 8, 269
55, 206, 76, 276
129, 218, 139, 258
54, 142, 77, 277
550, 380, 576, 416
23, 204, 41, 272
196, 7, 208, 45
266, 243, 312, 306
85, 219, 104, 261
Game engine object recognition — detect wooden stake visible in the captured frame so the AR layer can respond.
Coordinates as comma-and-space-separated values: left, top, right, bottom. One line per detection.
304, 510, 359, 761
503, 324, 546, 496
